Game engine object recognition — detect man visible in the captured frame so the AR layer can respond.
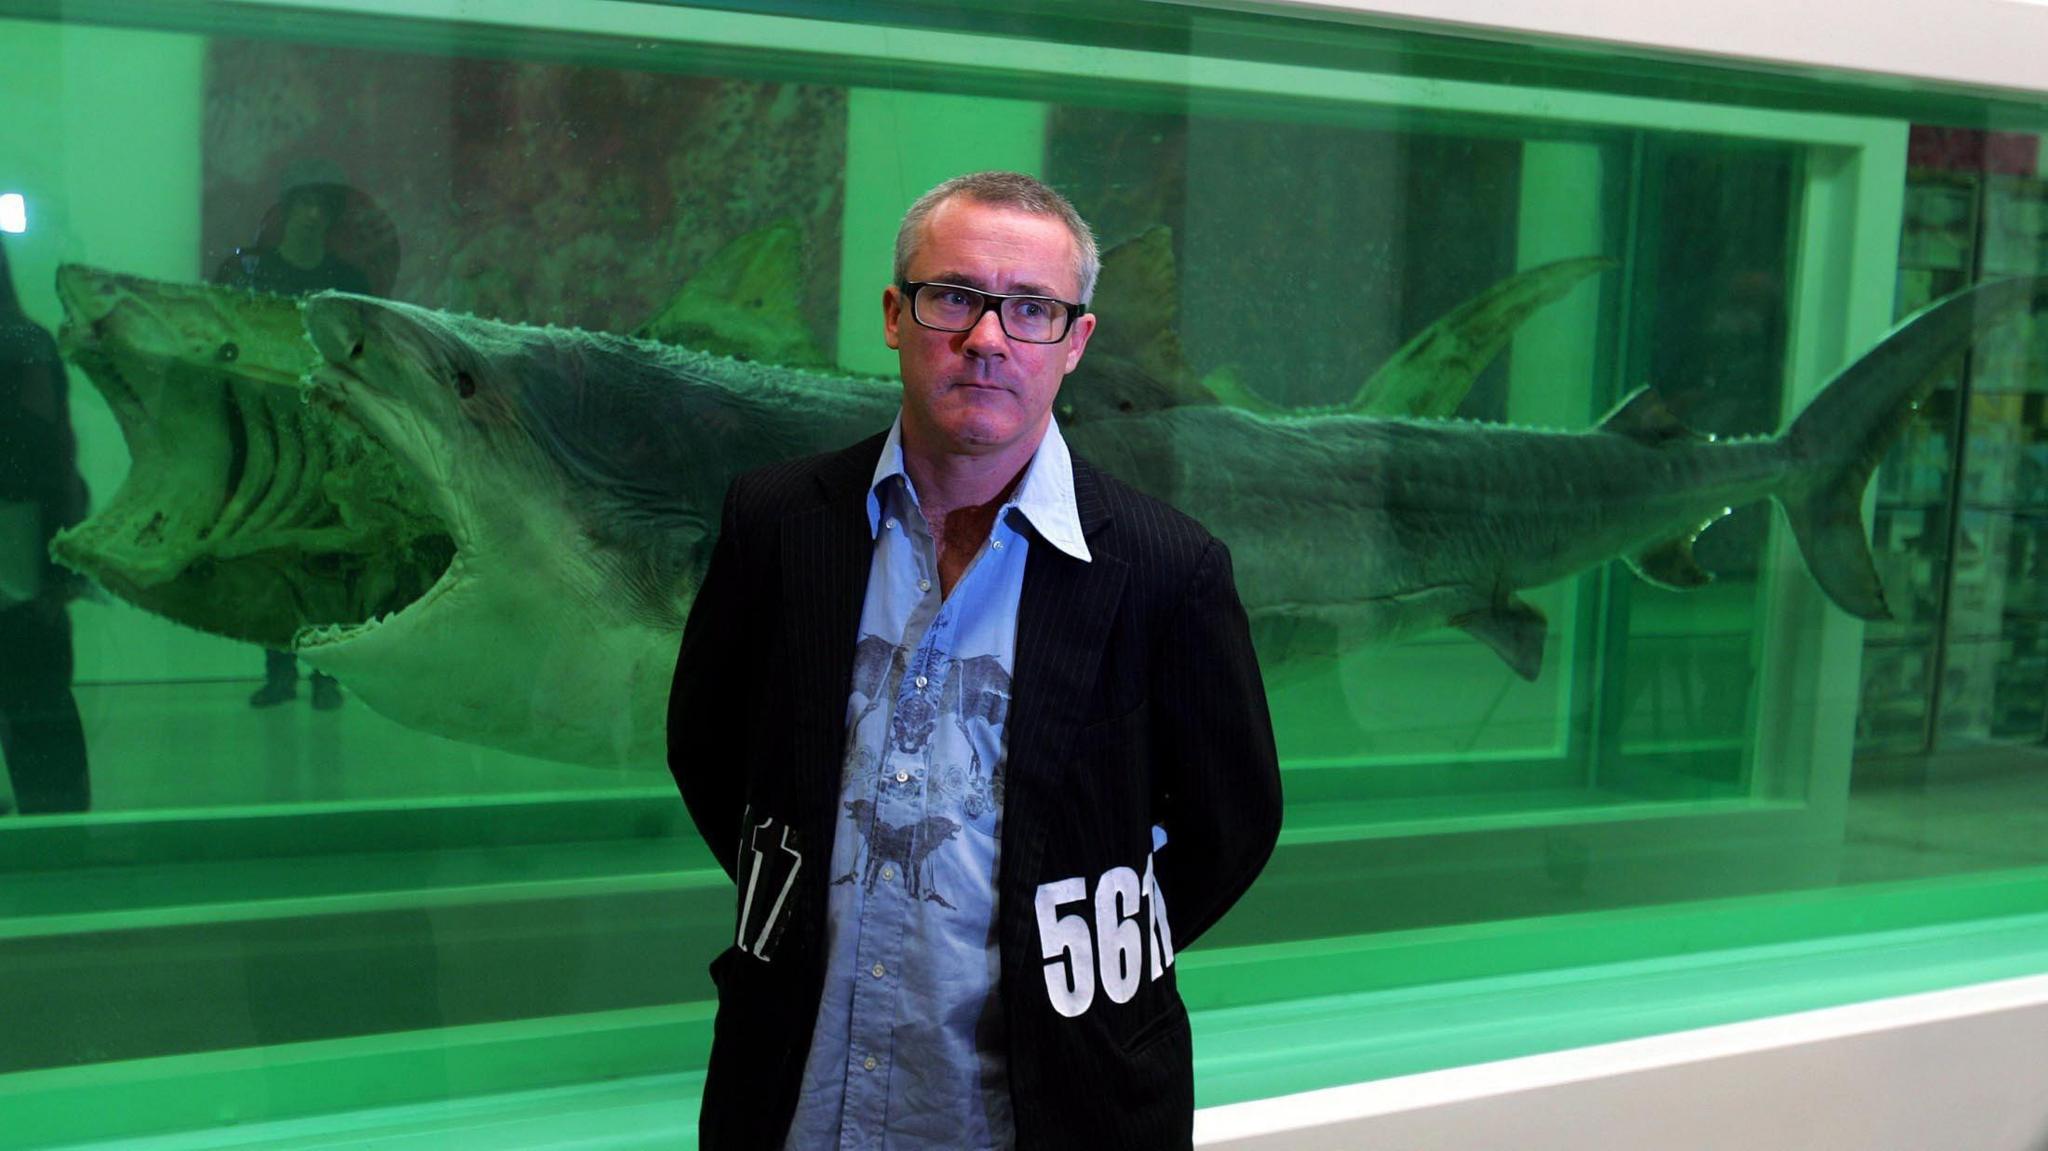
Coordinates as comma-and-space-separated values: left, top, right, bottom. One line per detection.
214, 182, 375, 299
668, 171, 1282, 1149
0, 234, 92, 814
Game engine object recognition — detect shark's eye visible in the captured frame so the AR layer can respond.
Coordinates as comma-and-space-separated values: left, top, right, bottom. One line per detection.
215, 341, 239, 363
455, 370, 477, 399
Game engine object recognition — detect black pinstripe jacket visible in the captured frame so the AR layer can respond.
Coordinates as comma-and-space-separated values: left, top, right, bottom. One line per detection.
667, 431, 1282, 1150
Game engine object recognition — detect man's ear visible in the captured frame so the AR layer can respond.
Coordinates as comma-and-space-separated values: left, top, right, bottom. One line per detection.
1062, 312, 1097, 374
882, 284, 904, 350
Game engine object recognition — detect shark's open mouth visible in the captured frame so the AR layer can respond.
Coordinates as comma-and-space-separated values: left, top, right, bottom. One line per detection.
49, 266, 457, 652
292, 548, 460, 653
291, 363, 464, 654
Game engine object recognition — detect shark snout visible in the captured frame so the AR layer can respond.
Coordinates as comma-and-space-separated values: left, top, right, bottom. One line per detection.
54, 265, 119, 327
306, 294, 370, 366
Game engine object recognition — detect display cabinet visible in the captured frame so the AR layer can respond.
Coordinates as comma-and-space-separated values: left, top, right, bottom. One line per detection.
1865, 135, 2048, 756
1, 2, 2046, 1147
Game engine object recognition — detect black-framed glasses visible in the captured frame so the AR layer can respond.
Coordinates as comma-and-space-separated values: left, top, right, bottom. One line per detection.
899, 280, 1086, 344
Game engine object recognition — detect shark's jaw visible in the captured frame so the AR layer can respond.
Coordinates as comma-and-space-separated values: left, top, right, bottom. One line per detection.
289, 531, 462, 657
50, 265, 456, 650
289, 294, 676, 767
284, 303, 497, 665
278, 448, 677, 768
289, 536, 679, 767
288, 350, 505, 667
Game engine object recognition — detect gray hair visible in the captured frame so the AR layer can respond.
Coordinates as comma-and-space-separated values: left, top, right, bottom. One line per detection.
892, 171, 1100, 305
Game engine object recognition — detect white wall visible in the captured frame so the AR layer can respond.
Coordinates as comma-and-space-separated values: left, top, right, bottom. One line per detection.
1187, 0, 2048, 98
1197, 973, 2048, 1150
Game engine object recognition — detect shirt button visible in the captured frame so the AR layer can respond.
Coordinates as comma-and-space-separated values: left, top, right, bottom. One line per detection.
871, 962, 886, 978
896, 771, 910, 783
917, 578, 931, 592
914, 675, 928, 688
992, 539, 1005, 550
863, 1055, 878, 1071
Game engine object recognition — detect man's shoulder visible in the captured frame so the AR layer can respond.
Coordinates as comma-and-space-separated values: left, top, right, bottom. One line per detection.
0, 321, 60, 369
723, 430, 888, 524
1072, 453, 1223, 587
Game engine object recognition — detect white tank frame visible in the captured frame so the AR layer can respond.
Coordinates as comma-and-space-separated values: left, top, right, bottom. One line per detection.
1169, 0, 2048, 99
6, 2, 2041, 1146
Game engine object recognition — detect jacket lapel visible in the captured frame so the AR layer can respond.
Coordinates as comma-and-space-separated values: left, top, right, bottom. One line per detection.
1002, 459, 1126, 885
781, 434, 885, 825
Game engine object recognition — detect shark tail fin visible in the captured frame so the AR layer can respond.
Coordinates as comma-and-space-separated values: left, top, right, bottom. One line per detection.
1778, 477, 1893, 619
1776, 275, 2048, 620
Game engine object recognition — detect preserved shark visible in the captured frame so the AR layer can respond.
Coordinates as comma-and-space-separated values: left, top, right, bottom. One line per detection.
50, 260, 2040, 767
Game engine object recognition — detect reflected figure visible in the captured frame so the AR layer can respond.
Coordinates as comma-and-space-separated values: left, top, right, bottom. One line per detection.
214, 180, 374, 298
0, 236, 91, 814
212, 173, 393, 709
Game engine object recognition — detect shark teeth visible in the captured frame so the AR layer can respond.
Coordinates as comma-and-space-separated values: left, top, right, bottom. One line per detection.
295, 550, 461, 653
295, 614, 383, 649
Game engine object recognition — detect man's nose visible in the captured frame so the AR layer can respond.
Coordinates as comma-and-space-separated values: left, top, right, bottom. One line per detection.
960, 306, 1009, 357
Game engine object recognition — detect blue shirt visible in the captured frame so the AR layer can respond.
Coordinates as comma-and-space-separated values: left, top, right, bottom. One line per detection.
783, 416, 1090, 1151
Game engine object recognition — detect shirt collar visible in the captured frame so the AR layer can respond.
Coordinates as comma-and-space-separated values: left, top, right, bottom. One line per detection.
866, 413, 1092, 563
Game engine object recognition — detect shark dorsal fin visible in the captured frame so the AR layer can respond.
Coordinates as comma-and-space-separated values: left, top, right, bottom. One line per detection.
1198, 364, 1282, 414
1599, 387, 1701, 445
634, 221, 828, 367
1086, 226, 1189, 389
1060, 226, 1224, 423
1354, 256, 1614, 419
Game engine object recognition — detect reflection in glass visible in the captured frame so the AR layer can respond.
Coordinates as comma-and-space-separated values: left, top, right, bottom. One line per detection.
0, 4, 2044, 1147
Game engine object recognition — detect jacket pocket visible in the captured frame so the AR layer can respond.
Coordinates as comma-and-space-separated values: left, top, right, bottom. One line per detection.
1072, 698, 1150, 757
1118, 999, 1188, 1057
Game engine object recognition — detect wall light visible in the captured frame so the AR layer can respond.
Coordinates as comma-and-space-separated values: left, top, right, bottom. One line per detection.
0, 193, 25, 234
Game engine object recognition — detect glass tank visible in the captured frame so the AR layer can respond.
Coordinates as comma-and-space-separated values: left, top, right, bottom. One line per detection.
1, 0, 2045, 1146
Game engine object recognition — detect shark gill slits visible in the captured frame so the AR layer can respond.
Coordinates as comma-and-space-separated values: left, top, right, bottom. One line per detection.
221, 385, 249, 508
455, 370, 477, 399
216, 341, 239, 363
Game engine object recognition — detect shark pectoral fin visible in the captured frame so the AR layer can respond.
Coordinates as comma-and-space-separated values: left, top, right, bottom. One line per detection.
1779, 480, 1891, 620
1454, 596, 1549, 682
1626, 534, 1714, 590
1598, 387, 1703, 445
1248, 612, 1342, 666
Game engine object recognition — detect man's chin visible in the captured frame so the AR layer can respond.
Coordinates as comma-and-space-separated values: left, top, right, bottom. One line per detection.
945, 412, 1054, 454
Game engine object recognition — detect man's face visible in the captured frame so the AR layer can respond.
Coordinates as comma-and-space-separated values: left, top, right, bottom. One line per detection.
884, 197, 1095, 461
282, 194, 333, 250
